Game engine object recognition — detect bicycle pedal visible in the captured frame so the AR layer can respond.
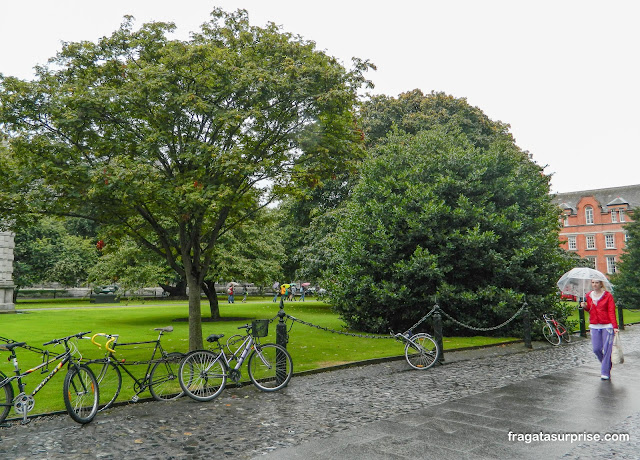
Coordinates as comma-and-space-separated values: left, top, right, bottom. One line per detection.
131, 395, 139, 403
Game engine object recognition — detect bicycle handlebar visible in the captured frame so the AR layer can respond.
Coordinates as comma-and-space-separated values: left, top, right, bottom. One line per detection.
237, 324, 252, 330
43, 331, 91, 346
91, 333, 119, 353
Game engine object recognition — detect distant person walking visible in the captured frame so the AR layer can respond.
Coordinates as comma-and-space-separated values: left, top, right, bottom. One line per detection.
227, 285, 235, 304
272, 282, 280, 303
242, 286, 248, 303
580, 279, 619, 380
299, 285, 305, 302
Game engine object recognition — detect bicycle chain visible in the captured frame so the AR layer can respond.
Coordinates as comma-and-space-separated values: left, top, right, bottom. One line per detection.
437, 302, 528, 332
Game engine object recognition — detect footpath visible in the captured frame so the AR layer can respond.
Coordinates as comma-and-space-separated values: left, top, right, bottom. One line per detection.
0, 326, 638, 459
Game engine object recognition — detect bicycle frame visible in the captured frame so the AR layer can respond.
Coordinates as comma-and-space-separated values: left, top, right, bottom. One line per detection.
1, 337, 88, 424
214, 333, 258, 377
90, 330, 172, 400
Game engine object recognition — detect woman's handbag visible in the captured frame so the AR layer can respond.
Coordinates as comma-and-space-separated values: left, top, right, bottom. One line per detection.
612, 332, 624, 365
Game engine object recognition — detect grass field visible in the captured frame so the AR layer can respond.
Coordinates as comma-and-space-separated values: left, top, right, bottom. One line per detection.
0, 297, 520, 417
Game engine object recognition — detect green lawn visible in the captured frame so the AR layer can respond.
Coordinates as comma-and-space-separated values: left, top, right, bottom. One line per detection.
1, 298, 518, 417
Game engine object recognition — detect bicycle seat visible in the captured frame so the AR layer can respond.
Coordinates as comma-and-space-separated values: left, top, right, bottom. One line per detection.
154, 326, 174, 332
0, 342, 26, 351
206, 334, 225, 342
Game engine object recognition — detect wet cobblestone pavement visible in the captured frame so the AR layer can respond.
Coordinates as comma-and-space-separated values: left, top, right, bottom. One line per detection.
1, 326, 638, 459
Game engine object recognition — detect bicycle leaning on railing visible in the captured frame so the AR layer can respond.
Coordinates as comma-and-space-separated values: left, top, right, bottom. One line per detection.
541, 314, 572, 346
393, 329, 441, 370
178, 319, 293, 402
0, 332, 99, 425
86, 326, 184, 411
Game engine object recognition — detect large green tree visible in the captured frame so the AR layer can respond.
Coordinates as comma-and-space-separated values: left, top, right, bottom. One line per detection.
360, 89, 514, 149
13, 217, 98, 295
321, 127, 568, 334
0, 9, 369, 349
611, 218, 640, 308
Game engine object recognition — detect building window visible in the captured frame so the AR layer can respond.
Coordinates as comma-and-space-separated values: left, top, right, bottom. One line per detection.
611, 210, 618, 223
625, 232, 630, 243
620, 209, 625, 222
563, 215, 569, 227
605, 234, 615, 249
568, 236, 577, 250
585, 206, 594, 224
606, 256, 616, 274
586, 235, 596, 250
585, 257, 596, 269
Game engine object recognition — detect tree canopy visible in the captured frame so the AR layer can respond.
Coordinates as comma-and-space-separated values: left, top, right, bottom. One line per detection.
611, 218, 640, 309
320, 126, 568, 334
0, 9, 370, 349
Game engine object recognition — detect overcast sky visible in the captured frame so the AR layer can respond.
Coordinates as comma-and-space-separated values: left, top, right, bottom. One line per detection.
2, 1, 638, 194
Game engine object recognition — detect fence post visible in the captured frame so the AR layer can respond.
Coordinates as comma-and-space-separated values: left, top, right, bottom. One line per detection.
618, 303, 625, 331
276, 296, 288, 385
522, 304, 532, 349
276, 296, 288, 348
432, 305, 444, 363
578, 298, 587, 338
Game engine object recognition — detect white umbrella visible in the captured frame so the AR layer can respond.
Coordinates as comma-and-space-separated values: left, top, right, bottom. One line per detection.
557, 267, 613, 299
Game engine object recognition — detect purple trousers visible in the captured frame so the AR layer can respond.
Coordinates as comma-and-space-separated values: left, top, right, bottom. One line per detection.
590, 328, 614, 378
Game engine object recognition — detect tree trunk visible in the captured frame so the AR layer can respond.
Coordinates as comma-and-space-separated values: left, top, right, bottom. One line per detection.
202, 280, 221, 319
186, 274, 204, 351
159, 279, 187, 298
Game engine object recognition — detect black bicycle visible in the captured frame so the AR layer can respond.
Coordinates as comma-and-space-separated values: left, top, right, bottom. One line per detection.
87, 326, 184, 411
0, 332, 99, 425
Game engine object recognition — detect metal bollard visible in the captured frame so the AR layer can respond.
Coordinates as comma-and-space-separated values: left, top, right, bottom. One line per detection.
522, 305, 532, 349
276, 296, 288, 348
432, 305, 444, 363
618, 303, 625, 331
276, 297, 288, 385
578, 299, 587, 338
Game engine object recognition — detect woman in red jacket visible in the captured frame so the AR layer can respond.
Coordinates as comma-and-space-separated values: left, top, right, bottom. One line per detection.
580, 279, 619, 380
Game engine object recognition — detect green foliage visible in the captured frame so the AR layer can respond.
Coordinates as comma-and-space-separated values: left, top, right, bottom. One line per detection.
611, 218, 640, 308
13, 217, 98, 289
321, 127, 568, 334
360, 89, 515, 149
0, 9, 369, 349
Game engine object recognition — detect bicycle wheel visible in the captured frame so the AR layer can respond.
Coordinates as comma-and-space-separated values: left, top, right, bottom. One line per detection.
0, 372, 14, 424
542, 324, 561, 346
178, 350, 226, 402
150, 352, 184, 401
247, 343, 293, 391
88, 361, 121, 411
63, 364, 99, 424
404, 333, 439, 370
557, 323, 572, 343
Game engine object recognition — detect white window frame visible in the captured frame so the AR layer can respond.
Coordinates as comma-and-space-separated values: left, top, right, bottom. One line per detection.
585, 206, 594, 224
605, 233, 615, 249
611, 210, 618, 223
563, 215, 569, 227
586, 234, 596, 250
568, 235, 577, 250
585, 257, 596, 269
620, 209, 625, 222
606, 256, 616, 274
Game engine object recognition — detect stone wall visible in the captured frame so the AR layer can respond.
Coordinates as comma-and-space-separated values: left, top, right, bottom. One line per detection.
0, 231, 16, 313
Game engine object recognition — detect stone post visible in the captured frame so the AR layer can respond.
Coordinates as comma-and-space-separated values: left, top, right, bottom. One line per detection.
0, 231, 16, 313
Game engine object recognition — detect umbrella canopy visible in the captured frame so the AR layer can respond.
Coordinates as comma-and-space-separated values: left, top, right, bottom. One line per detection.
227, 282, 240, 287
272, 282, 280, 290
557, 267, 613, 298
281, 284, 291, 288
301, 282, 311, 287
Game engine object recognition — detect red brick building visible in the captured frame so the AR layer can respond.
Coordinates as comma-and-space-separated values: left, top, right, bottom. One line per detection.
552, 184, 640, 277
